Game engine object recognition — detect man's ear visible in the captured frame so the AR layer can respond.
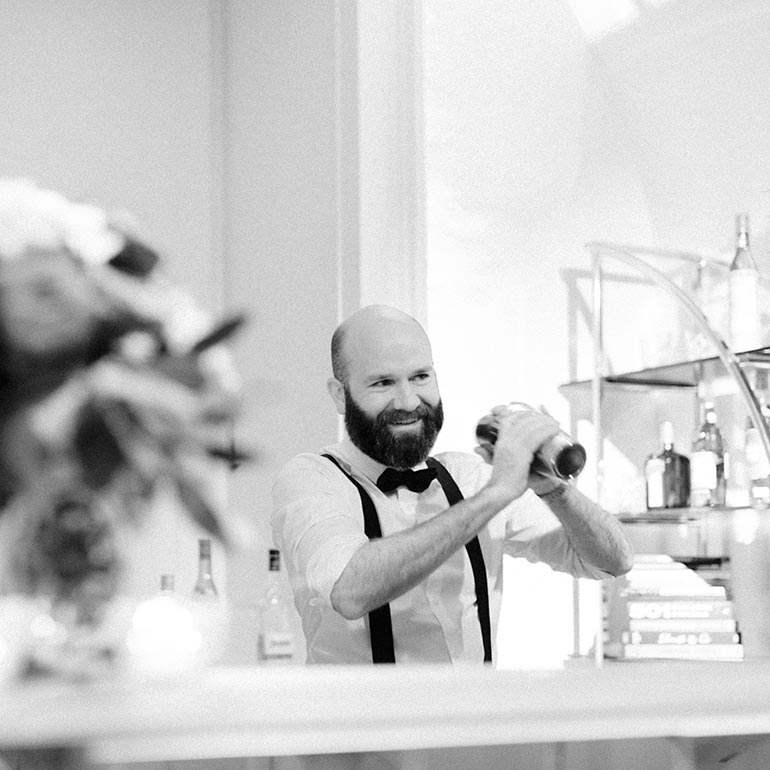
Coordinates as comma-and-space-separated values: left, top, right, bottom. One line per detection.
327, 377, 346, 416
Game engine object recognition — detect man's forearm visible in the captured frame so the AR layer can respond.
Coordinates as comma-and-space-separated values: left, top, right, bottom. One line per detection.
330, 485, 510, 620
538, 484, 633, 576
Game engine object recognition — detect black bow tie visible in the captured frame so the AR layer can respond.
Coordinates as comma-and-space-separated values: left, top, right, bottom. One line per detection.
377, 466, 437, 494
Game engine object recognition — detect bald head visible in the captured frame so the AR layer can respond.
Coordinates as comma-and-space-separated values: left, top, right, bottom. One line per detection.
331, 305, 431, 384
327, 305, 442, 465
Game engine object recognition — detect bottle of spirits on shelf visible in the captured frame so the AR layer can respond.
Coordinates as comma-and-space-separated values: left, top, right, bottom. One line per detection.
729, 213, 761, 353
690, 402, 726, 508
192, 538, 219, 600
257, 548, 296, 665
645, 421, 690, 510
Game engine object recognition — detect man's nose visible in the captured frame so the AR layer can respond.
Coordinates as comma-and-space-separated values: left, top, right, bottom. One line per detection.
392, 383, 421, 411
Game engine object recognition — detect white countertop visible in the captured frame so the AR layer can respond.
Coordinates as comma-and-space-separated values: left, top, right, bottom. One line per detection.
2, 660, 770, 764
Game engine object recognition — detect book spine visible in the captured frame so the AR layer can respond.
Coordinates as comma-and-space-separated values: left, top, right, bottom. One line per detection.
606, 643, 744, 661
623, 600, 735, 619
623, 587, 726, 598
621, 630, 740, 645
626, 618, 738, 633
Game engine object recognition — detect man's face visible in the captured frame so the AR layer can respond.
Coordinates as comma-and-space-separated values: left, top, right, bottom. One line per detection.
343, 385, 444, 469
329, 313, 444, 468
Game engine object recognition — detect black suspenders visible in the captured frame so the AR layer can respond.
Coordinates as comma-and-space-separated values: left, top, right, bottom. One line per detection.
321, 454, 492, 664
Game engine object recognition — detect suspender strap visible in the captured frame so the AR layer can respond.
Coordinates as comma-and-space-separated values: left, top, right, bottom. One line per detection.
321, 454, 491, 664
425, 458, 492, 664
321, 454, 395, 663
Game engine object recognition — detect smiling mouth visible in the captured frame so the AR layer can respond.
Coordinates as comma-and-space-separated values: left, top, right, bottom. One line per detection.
389, 418, 422, 429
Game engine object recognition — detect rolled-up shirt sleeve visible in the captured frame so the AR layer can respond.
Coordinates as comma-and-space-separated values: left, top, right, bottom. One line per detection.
271, 453, 369, 607
502, 490, 615, 580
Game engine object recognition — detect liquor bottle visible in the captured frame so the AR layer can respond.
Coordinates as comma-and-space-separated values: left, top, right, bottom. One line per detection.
645, 421, 690, 509
257, 548, 296, 665
690, 402, 726, 508
192, 538, 219, 599
728, 213, 761, 352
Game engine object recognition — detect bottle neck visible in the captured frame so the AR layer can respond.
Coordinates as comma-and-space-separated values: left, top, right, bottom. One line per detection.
660, 422, 675, 450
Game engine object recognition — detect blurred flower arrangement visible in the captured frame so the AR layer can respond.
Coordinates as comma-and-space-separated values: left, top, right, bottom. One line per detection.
0, 178, 247, 679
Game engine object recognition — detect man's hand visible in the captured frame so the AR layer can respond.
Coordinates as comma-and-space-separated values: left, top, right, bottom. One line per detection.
474, 404, 564, 500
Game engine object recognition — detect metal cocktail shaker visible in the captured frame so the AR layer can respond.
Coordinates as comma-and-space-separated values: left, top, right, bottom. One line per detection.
475, 402, 586, 481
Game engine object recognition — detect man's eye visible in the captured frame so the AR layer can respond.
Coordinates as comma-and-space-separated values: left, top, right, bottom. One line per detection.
413, 373, 430, 382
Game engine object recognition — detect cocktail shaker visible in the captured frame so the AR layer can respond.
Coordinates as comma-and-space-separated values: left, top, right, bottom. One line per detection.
475, 402, 586, 481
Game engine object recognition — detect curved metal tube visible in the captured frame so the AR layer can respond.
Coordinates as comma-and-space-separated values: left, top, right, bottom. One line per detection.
587, 240, 770, 492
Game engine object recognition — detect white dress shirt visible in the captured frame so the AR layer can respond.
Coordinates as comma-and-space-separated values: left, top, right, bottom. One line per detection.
271, 436, 610, 665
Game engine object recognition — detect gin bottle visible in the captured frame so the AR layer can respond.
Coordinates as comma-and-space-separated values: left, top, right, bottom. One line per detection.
257, 549, 296, 664
729, 213, 761, 352
646, 421, 690, 509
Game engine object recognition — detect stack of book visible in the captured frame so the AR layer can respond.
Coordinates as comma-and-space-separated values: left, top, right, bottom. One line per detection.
603, 554, 744, 661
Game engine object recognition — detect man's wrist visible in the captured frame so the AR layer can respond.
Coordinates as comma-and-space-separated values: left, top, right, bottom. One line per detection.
535, 482, 569, 502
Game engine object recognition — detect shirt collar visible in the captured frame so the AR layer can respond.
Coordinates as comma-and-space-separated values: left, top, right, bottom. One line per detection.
329, 435, 429, 485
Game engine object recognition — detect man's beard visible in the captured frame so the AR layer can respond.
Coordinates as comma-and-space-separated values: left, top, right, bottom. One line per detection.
344, 388, 444, 469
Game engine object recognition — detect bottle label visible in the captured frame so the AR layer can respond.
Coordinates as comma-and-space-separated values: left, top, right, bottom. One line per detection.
259, 632, 295, 660
645, 458, 665, 509
729, 269, 760, 351
691, 450, 717, 490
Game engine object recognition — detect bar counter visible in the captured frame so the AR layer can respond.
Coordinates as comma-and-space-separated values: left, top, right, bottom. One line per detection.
3, 659, 770, 769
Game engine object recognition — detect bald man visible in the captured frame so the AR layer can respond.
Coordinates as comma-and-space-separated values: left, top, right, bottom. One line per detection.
271, 305, 632, 665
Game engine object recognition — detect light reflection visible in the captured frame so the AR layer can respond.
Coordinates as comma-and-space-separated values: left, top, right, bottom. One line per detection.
565, 0, 674, 41
126, 595, 203, 677
565, 0, 640, 40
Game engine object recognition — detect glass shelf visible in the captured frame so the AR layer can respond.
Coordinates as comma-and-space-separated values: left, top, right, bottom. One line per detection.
560, 346, 770, 393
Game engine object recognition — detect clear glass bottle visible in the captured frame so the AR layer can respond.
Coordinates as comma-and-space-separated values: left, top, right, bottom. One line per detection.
690, 402, 726, 508
729, 213, 761, 352
192, 538, 218, 599
645, 421, 690, 510
257, 549, 296, 665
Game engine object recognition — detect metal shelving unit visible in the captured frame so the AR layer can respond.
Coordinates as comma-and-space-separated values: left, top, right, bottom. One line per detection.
563, 242, 770, 664
586, 240, 770, 497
